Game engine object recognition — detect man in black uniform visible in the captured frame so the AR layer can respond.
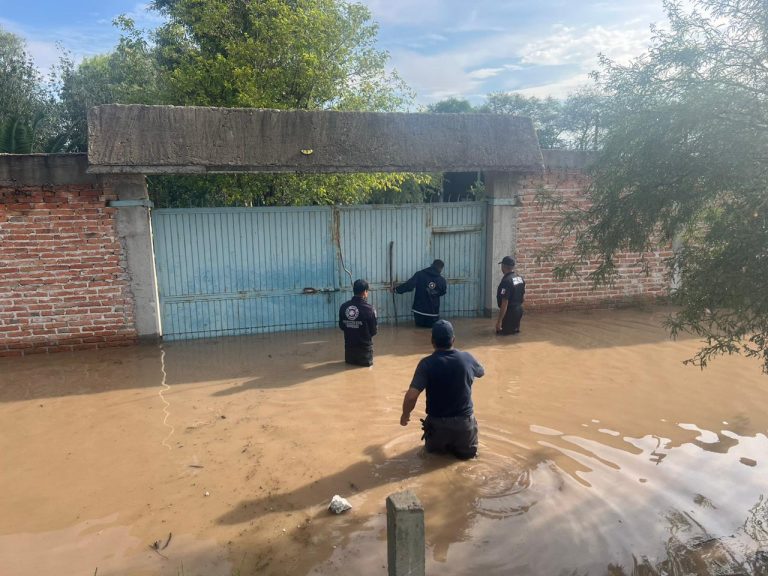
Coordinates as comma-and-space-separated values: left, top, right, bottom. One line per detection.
495, 256, 526, 335
399, 320, 485, 460
339, 279, 378, 367
392, 259, 448, 328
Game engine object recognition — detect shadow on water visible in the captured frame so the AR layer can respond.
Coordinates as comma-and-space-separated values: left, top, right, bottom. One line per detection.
217, 444, 456, 524
0, 307, 697, 403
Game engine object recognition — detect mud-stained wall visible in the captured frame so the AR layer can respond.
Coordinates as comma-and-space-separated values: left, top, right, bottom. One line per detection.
516, 153, 672, 311
0, 155, 137, 356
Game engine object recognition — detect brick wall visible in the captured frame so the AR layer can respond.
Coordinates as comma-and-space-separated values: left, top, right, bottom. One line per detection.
516, 164, 672, 311
0, 156, 137, 356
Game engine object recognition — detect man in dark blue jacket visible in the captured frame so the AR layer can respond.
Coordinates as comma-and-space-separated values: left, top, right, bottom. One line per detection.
339, 279, 378, 367
392, 259, 448, 328
399, 320, 485, 459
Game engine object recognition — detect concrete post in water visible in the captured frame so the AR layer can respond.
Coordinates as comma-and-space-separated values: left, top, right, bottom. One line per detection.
387, 490, 425, 576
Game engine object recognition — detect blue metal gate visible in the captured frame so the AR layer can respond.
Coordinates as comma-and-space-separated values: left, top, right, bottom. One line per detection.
151, 203, 485, 340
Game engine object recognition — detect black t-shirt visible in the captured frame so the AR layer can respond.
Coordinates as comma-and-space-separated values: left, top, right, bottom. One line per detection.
339, 296, 378, 348
410, 349, 485, 417
496, 272, 526, 307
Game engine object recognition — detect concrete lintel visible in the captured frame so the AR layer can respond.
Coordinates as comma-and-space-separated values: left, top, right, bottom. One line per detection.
88, 105, 545, 174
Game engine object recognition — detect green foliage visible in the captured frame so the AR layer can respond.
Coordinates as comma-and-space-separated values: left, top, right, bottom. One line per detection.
427, 97, 475, 113
149, 172, 435, 207
560, 88, 605, 151
480, 92, 564, 148
57, 17, 162, 152
152, 0, 412, 111
144, 0, 427, 205
551, 0, 768, 371
0, 27, 65, 152
428, 91, 606, 150
44, 1, 433, 204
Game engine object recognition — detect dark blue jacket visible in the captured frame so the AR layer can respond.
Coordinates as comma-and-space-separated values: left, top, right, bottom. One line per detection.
339, 296, 378, 349
395, 266, 447, 316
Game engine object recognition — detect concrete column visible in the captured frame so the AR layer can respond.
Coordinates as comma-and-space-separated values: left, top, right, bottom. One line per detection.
386, 490, 425, 576
111, 175, 161, 340
484, 172, 523, 315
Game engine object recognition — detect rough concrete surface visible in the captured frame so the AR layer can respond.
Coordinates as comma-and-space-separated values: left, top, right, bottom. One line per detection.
387, 490, 425, 576
0, 154, 98, 187
87, 105, 544, 174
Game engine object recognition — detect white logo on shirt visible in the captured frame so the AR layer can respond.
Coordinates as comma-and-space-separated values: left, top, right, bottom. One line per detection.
512, 276, 523, 285
345, 306, 360, 320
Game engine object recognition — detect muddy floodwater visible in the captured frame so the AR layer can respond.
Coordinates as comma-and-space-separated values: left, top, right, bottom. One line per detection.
1, 307, 767, 576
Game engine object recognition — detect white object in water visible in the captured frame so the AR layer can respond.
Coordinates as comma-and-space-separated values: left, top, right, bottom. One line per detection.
328, 495, 352, 514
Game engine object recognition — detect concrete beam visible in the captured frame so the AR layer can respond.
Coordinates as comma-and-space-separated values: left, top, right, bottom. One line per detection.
0, 154, 98, 187
386, 490, 425, 576
88, 105, 544, 174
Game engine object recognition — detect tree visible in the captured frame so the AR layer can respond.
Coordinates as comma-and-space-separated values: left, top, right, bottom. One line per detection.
552, 0, 768, 371
145, 0, 429, 206
152, 0, 411, 111
427, 97, 475, 113
480, 92, 564, 148
57, 17, 162, 152
559, 88, 606, 151
0, 27, 63, 152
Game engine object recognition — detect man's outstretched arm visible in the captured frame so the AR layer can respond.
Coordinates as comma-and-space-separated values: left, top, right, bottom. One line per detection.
400, 387, 421, 426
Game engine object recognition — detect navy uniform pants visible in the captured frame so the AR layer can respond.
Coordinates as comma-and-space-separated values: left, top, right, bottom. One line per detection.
501, 304, 523, 334
345, 345, 373, 367
413, 313, 438, 328
422, 414, 478, 460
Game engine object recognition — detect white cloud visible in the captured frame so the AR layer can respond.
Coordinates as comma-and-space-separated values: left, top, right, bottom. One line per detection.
385, 10, 660, 105
467, 67, 506, 80
520, 23, 652, 68
25, 39, 63, 73
514, 73, 594, 99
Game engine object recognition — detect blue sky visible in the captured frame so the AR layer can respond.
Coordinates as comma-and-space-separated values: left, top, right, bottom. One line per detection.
0, 0, 669, 106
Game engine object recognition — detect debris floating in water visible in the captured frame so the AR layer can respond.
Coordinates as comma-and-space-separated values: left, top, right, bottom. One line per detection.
328, 495, 352, 514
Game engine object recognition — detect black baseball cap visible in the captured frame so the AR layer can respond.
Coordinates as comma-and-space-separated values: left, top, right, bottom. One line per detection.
498, 256, 515, 267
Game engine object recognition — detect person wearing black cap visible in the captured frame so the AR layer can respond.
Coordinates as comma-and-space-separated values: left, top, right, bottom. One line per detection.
496, 256, 526, 335
392, 259, 448, 328
339, 279, 378, 367
399, 320, 485, 459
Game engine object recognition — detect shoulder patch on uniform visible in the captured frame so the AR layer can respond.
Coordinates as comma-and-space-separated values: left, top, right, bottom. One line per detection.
512, 276, 523, 285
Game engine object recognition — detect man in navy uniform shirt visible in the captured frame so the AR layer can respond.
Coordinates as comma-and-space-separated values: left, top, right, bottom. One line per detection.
392, 259, 448, 328
339, 279, 378, 367
399, 320, 485, 459
495, 256, 526, 335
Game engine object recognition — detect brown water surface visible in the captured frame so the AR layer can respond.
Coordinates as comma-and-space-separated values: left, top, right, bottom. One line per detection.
1, 307, 767, 575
